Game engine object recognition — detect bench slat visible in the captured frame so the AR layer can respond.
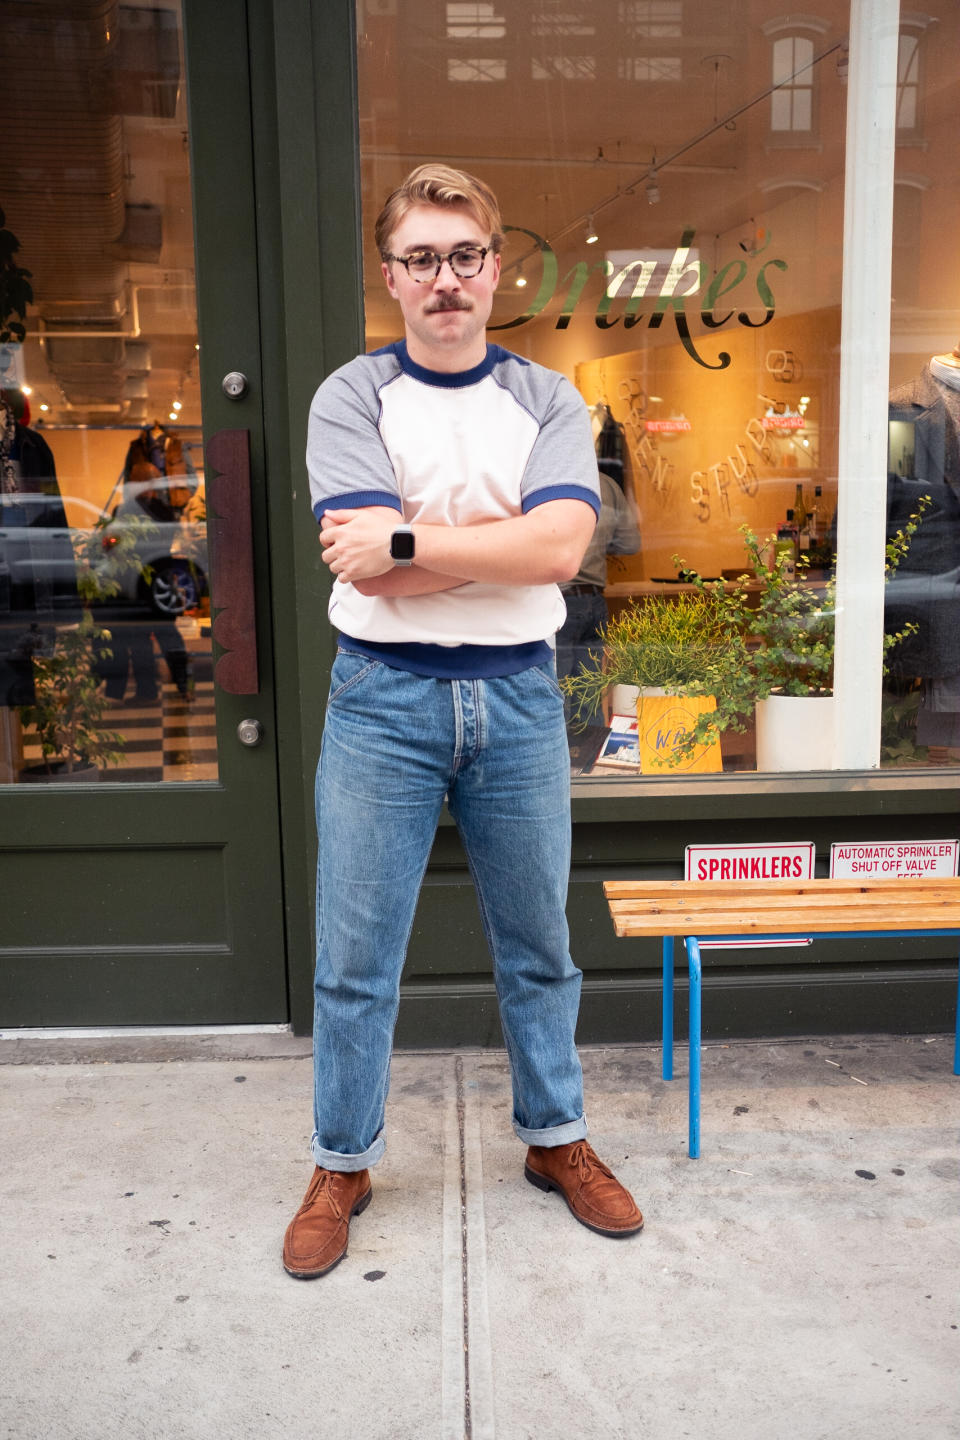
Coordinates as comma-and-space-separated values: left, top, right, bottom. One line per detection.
606, 890, 960, 915
603, 877, 960, 900
604, 877, 960, 938
608, 908, 960, 938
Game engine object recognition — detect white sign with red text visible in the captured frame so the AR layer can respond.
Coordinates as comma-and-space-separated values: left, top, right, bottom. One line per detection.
685, 842, 816, 883
684, 842, 816, 947
830, 840, 958, 880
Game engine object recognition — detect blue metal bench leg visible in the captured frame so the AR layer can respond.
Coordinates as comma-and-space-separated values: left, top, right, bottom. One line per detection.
662, 936, 674, 1081
686, 936, 702, 1159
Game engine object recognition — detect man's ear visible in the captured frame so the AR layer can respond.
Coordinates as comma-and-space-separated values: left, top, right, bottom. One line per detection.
382, 260, 399, 300
490, 251, 501, 292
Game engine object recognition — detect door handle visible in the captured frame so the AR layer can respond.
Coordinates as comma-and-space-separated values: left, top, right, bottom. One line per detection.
237, 718, 264, 747
206, 428, 259, 695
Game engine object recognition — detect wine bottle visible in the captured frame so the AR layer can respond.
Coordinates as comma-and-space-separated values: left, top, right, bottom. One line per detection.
793, 483, 810, 549
775, 512, 798, 578
809, 485, 824, 543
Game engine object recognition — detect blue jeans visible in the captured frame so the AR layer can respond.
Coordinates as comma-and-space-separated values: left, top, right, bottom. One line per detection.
311, 647, 587, 1171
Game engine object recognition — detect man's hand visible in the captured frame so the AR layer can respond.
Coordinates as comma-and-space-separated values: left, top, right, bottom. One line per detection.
319, 507, 395, 582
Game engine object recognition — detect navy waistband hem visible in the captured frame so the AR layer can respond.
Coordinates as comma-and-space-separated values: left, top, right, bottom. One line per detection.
336, 634, 553, 679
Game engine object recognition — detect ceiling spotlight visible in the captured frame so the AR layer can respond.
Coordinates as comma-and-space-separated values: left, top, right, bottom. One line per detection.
646, 176, 660, 205
169, 411, 179, 421
515, 260, 528, 289
172, 399, 182, 411
585, 215, 599, 245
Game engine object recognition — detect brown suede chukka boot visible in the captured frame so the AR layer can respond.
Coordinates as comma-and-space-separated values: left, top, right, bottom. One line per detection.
283, 1166, 372, 1278
525, 1140, 644, 1237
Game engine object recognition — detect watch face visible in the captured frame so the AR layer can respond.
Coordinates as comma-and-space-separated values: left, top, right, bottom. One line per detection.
391, 529, 415, 561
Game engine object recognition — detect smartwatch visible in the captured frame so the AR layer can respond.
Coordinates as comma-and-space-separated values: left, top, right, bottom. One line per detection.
390, 523, 415, 566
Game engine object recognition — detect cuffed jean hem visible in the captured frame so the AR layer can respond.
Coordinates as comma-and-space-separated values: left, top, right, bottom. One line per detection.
311, 1132, 385, 1173
512, 1113, 588, 1147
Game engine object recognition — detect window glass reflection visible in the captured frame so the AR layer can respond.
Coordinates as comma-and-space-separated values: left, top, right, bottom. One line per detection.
356, 0, 959, 780
0, 0, 216, 784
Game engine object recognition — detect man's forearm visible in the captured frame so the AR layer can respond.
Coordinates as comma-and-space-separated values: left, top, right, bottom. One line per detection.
410, 503, 593, 586
351, 571, 467, 597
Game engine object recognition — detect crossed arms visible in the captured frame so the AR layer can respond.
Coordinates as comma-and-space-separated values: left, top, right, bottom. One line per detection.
318, 500, 597, 596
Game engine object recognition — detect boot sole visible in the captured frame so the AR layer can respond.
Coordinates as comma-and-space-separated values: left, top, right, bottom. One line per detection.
524, 1164, 643, 1237
283, 1185, 373, 1279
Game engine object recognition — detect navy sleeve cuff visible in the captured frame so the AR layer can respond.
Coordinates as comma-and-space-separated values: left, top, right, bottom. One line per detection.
313, 491, 403, 521
522, 485, 601, 519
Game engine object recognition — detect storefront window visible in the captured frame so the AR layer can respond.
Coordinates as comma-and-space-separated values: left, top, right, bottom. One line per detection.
355, 0, 959, 783
0, 0, 216, 784
886, 5, 960, 768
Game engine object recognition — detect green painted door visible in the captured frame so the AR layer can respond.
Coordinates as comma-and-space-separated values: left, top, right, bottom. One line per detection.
0, 0, 287, 1025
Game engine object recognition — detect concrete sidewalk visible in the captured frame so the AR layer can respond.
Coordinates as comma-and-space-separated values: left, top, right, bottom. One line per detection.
1, 1034, 957, 1440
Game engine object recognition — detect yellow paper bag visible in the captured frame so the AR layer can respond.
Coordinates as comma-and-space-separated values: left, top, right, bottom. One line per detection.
636, 694, 723, 774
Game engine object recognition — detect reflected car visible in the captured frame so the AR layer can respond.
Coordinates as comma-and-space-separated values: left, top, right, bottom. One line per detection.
0, 490, 96, 614
0, 479, 209, 620
96, 475, 209, 618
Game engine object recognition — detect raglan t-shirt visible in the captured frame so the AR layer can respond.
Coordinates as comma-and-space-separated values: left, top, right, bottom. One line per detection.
306, 340, 600, 679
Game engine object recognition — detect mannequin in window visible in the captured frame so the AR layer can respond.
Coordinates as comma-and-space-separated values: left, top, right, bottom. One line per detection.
556, 457, 640, 698
0, 389, 69, 707
0, 386, 64, 510
121, 421, 196, 520
886, 343, 960, 751
103, 422, 197, 702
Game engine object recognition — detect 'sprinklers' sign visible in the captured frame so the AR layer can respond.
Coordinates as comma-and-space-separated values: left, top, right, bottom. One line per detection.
830, 841, 959, 880
686, 842, 815, 883
684, 842, 816, 948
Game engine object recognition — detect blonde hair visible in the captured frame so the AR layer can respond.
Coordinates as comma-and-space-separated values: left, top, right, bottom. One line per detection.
374, 164, 505, 259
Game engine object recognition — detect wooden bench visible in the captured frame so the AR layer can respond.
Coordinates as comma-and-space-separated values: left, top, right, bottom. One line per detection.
603, 877, 960, 1157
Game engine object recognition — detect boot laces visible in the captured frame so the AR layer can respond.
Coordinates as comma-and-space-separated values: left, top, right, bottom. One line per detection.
303, 1168, 343, 1218
569, 1141, 614, 1183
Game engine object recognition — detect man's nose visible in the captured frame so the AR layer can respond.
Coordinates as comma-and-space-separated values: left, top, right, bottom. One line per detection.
433, 257, 461, 286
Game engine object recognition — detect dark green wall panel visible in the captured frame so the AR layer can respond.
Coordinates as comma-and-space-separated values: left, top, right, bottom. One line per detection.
2, 847, 227, 949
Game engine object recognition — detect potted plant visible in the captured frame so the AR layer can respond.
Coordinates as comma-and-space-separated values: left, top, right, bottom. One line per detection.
561, 589, 753, 772
19, 519, 150, 781
673, 504, 929, 772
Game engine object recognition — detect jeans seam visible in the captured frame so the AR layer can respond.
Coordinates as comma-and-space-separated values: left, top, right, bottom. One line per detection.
457, 841, 525, 1107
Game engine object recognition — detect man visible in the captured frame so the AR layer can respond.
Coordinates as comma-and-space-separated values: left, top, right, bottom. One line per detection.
283, 165, 643, 1280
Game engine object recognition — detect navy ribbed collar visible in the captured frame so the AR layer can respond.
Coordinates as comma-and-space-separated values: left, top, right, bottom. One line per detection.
392, 339, 501, 388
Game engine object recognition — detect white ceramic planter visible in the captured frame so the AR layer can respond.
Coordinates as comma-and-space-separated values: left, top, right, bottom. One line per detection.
610, 683, 641, 714
755, 694, 835, 772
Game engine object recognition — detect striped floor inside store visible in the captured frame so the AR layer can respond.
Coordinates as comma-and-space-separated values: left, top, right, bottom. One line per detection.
21, 678, 218, 783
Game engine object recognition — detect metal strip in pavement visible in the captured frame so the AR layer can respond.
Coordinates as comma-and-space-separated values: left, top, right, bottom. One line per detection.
441, 1055, 495, 1440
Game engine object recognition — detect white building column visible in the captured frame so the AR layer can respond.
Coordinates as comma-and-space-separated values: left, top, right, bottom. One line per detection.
833, 0, 901, 768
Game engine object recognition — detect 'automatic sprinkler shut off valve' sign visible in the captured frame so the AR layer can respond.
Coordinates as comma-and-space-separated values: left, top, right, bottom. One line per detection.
831, 841, 959, 879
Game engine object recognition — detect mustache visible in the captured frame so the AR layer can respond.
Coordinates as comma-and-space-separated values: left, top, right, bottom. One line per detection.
425, 295, 472, 313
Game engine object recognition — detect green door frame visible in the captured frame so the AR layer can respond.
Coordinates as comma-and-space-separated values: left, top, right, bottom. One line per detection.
244, 0, 365, 1035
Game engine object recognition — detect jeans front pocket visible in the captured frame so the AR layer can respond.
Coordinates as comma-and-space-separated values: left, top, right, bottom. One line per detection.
327, 649, 380, 707
526, 660, 565, 703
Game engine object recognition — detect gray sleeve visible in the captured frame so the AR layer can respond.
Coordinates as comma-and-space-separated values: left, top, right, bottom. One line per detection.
306, 358, 403, 522
519, 375, 601, 517
608, 484, 641, 554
